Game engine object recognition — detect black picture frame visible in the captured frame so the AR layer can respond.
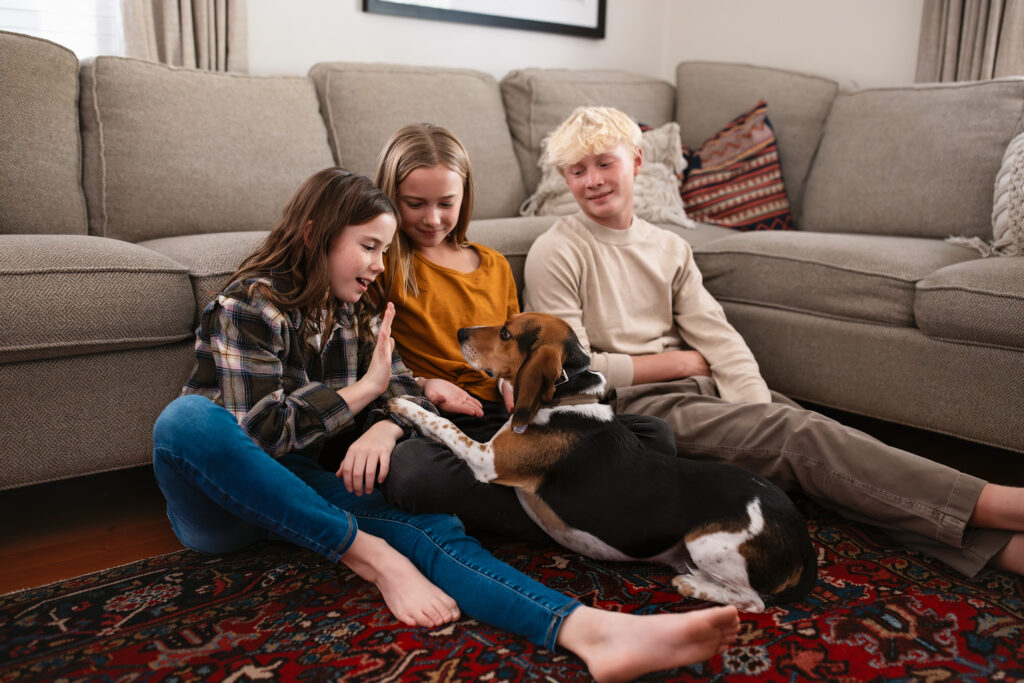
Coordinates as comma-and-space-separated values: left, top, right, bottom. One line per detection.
362, 0, 606, 39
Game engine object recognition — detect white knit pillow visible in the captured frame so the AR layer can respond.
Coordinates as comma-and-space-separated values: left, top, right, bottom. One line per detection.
948, 130, 1024, 257
519, 122, 696, 228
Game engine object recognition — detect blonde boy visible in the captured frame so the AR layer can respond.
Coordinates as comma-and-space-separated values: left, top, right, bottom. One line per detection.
523, 105, 1024, 578
529, 106, 769, 401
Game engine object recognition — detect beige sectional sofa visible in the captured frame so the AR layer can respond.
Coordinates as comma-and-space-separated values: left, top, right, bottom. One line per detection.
2, 29, 1022, 491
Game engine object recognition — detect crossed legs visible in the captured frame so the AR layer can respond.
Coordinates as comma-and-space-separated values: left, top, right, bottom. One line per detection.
152, 395, 740, 681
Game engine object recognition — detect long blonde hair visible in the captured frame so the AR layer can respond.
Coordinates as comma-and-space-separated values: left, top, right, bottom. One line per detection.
374, 123, 475, 298
227, 167, 397, 344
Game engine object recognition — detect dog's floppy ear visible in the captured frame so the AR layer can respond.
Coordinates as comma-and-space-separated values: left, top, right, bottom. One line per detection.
511, 344, 562, 433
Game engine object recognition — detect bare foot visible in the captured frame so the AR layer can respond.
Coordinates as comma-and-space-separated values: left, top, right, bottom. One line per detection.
340, 531, 461, 627
557, 604, 740, 682
990, 532, 1024, 575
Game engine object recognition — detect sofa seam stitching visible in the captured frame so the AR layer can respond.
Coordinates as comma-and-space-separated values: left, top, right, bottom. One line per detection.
323, 71, 342, 166
699, 250, 928, 283
916, 285, 1024, 301
91, 60, 109, 239
717, 297, 912, 327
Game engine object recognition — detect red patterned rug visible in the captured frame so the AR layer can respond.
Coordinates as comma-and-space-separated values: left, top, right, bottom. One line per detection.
2, 499, 1022, 682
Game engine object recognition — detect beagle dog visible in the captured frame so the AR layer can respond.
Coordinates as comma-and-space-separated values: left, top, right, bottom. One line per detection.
387, 312, 817, 612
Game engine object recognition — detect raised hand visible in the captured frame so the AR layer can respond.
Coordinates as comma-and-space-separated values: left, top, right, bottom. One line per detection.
335, 302, 399, 416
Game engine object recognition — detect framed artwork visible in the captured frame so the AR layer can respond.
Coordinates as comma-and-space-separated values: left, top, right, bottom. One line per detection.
363, 0, 606, 39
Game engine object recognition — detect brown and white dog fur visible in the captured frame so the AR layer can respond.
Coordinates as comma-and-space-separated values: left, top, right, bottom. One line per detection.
387, 312, 817, 612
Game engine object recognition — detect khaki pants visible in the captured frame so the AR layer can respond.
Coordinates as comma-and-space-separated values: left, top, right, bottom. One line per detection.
609, 378, 1011, 577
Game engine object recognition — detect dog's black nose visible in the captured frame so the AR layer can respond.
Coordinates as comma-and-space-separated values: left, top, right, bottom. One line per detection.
457, 328, 470, 343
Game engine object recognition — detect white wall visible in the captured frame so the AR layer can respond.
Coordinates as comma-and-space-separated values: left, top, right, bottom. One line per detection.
247, 0, 670, 79
248, 0, 925, 87
662, 0, 924, 88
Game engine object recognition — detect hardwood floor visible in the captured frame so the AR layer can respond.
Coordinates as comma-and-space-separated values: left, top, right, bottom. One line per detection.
0, 407, 1019, 597
0, 466, 183, 595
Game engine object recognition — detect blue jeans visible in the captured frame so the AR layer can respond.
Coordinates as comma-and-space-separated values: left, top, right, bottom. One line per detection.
152, 395, 579, 650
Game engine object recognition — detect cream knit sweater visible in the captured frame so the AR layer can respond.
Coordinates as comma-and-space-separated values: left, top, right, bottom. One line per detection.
523, 212, 771, 404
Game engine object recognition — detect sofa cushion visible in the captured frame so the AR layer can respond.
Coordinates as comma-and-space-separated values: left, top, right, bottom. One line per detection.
501, 68, 676, 194
802, 78, 1024, 239
0, 235, 195, 363
915, 258, 1024, 349
464, 215, 560, 293
0, 30, 88, 236
694, 232, 978, 326
681, 100, 794, 231
720, 302, 1024, 454
141, 231, 270, 317
675, 62, 839, 224
80, 56, 335, 242
308, 62, 525, 220
662, 222, 737, 250
0, 342, 195, 489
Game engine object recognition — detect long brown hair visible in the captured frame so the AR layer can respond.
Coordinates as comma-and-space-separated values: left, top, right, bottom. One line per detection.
373, 123, 475, 298
228, 168, 397, 344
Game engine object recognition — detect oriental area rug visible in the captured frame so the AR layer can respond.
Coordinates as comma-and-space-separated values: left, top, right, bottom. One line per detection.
2, 499, 1022, 682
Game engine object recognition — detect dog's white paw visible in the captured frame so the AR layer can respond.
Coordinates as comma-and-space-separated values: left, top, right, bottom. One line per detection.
386, 396, 417, 417
671, 573, 765, 613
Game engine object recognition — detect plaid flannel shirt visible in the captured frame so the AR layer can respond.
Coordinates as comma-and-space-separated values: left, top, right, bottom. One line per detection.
182, 277, 434, 458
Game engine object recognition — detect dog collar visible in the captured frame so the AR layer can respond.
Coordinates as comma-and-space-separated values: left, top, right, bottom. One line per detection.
554, 366, 590, 386
546, 394, 600, 408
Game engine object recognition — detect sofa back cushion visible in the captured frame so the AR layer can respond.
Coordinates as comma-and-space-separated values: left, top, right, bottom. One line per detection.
501, 68, 676, 194
308, 62, 525, 220
80, 56, 335, 242
801, 78, 1024, 239
0, 30, 88, 235
675, 62, 839, 225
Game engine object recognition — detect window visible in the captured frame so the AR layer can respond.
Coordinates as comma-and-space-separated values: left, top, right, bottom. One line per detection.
0, 0, 123, 58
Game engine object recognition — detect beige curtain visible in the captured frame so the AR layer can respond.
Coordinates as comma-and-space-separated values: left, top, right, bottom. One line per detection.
916, 0, 1024, 81
122, 0, 248, 73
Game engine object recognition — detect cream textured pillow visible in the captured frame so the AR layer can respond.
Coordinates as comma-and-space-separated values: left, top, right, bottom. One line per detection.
519, 122, 696, 228
948, 130, 1024, 257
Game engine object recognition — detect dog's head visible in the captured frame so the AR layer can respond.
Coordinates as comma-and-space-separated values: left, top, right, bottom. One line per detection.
458, 312, 597, 432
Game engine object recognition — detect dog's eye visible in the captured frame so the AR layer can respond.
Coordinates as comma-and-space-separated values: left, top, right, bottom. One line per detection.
499, 327, 511, 341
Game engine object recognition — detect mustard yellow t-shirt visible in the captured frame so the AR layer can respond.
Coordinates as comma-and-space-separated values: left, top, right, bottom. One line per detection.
390, 243, 519, 402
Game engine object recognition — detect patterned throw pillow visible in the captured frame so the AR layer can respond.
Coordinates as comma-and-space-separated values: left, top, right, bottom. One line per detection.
680, 100, 794, 231
947, 130, 1023, 256
519, 121, 696, 228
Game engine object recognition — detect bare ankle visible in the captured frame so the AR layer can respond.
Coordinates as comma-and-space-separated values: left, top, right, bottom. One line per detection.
338, 532, 390, 583
990, 533, 1024, 575
971, 484, 1024, 531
